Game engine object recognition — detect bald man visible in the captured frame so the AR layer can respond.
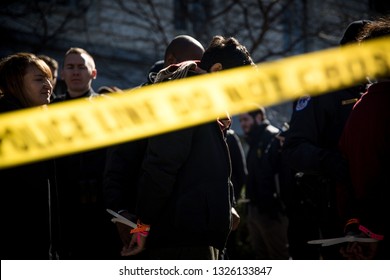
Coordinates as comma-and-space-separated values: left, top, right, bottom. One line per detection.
163, 35, 205, 67
103, 35, 205, 259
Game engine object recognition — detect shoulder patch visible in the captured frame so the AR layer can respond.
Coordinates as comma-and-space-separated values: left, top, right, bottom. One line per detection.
295, 96, 311, 111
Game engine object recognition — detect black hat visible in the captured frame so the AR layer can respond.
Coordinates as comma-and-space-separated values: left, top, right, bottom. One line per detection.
340, 20, 372, 45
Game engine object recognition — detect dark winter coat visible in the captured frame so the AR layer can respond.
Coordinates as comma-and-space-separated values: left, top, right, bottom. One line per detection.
52, 89, 116, 259
103, 138, 148, 213
226, 129, 247, 203
283, 86, 363, 182
244, 121, 282, 215
282, 85, 363, 241
136, 121, 234, 250
0, 94, 59, 259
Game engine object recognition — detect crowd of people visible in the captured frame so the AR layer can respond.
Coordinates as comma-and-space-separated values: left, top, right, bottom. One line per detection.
0, 17, 389, 260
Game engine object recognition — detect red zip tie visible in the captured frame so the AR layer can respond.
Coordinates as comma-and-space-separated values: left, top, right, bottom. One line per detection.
358, 224, 384, 241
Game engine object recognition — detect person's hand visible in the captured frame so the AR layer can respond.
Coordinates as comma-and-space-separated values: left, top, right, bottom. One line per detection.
231, 207, 240, 231
121, 219, 150, 256
340, 241, 379, 259
115, 211, 136, 248
116, 223, 132, 248
121, 232, 147, 256
276, 134, 285, 147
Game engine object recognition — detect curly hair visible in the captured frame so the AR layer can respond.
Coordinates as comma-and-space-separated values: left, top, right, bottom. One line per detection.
199, 35, 254, 72
357, 16, 390, 42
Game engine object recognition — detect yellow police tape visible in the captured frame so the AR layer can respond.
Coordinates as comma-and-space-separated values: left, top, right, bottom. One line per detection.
0, 37, 389, 169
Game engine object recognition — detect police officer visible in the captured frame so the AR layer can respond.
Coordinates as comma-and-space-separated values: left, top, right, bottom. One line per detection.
282, 20, 370, 259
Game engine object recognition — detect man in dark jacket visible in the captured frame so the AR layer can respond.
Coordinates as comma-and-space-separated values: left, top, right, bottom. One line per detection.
53, 47, 118, 259
239, 107, 290, 259
122, 36, 254, 259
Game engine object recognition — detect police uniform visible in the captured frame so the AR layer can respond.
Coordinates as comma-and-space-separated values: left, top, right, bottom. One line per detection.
283, 85, 364, 259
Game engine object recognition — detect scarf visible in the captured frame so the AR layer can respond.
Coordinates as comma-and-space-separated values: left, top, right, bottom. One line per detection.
154, 60, 204, 83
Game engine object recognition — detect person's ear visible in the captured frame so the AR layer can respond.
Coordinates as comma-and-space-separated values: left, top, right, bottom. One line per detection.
91, 69, 97, 80
209, 63, 223, 72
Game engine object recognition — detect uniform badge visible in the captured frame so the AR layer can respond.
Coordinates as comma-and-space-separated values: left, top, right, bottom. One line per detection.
341, 98, 358, 105
295, 96, 311, 111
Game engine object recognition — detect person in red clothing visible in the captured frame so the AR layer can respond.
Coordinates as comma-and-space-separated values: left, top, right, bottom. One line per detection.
338, 16, 390, 259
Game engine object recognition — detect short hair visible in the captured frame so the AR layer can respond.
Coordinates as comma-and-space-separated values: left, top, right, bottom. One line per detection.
357, 16, 390, 42
0, 52, 52, 106
199, 35, 254, 72
248, 107, 266, 120
64, 47, 95, 69
339, 20, 371, 45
